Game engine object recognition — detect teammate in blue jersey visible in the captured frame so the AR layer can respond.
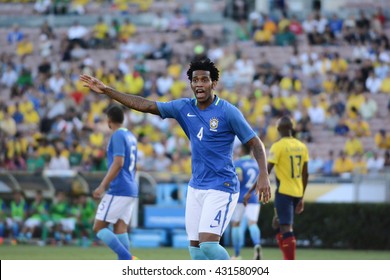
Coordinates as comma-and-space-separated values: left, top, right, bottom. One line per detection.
80, 58, 271, 260
92, 105, 139, 260
230, 144, 262, 260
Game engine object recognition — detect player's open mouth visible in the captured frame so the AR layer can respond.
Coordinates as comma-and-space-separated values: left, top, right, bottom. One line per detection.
195, 89, 206, 98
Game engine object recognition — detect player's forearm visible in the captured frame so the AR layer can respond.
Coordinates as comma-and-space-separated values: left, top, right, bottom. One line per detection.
302, 173, 309, 195
103, 86, 160, 115
302, 163, 309, 196
247, 137, 268, 176
99, 163, 122, 189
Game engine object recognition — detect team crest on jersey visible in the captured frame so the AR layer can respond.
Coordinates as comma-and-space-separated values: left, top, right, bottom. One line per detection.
210, 117, 219, 132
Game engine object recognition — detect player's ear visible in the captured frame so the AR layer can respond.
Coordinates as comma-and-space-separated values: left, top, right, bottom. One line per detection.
211, 81, 217, 90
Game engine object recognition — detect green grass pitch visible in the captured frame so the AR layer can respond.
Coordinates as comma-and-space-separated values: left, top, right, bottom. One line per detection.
1, 245, 389, 260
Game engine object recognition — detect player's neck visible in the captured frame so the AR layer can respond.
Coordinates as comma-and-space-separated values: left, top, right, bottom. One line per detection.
197, 94, 216, 110
110, 124, 122, 131
280, 133, 292, 138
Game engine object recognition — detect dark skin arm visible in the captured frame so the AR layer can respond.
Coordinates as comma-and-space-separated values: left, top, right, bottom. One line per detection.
246, 136, 271, 203
80, 74, 161, 115
295, 162, 309, 214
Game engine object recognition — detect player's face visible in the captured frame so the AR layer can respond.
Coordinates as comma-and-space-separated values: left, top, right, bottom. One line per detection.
190, 70, 216, 104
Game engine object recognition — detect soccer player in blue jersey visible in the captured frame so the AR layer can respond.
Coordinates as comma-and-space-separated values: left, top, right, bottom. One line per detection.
92, 105, 139, 260
80, 58, 271, 260
230, 144, 262, 260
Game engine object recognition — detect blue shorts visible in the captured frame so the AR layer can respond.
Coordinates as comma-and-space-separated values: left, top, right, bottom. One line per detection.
274, 191, 302, 225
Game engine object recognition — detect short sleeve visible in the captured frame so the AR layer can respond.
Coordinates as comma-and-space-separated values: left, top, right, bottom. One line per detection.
156, 100, 181, 119
226, 105, 256, 144
112, 132, 126, 157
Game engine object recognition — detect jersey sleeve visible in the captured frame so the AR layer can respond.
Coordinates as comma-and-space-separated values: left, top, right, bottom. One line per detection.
112, 132, 126, 157
268, 143, 280, 164
156, 99, 184, 119
226, 105, 256, 144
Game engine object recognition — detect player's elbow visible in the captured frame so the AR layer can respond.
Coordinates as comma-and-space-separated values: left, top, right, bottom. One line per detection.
113, 157, 124, 169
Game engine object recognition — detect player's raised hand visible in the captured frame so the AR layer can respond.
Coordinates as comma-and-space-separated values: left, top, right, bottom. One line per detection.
80, 74, 106, 94
256, 173, 271, 204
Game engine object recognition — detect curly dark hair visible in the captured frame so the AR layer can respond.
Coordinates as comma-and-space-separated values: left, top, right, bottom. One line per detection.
186, 57, 219, 82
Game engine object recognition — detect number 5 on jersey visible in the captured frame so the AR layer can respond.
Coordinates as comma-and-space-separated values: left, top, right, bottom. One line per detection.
129, 145, 136, 172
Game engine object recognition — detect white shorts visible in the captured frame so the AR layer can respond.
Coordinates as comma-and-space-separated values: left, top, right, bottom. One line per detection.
95, 194, 136, 225
231, 203, 261, 223
185, 186, 239, 241
24, 218, 42, 229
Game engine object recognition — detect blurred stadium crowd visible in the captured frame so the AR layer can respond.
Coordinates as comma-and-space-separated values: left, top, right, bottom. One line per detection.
1, 1, 390, 244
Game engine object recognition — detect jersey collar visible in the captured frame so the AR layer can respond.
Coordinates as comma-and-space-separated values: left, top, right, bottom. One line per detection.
193, 95, 221, 108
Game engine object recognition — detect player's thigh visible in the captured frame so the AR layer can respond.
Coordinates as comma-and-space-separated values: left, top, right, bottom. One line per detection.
198, 189, 238, 237
274, 192, 295, 225
231, 203, 245, 223
185, 186, 204, 241
244, 203, 261, 223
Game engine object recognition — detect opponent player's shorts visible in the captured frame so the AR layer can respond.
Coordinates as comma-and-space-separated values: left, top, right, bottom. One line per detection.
231, 203, 260, 223
274, 191, 302, 225
95, 194, 136, 225
185, 186, 239, 241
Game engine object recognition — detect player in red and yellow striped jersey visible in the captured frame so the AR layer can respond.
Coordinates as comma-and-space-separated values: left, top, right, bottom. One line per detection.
268, 116, 309, 260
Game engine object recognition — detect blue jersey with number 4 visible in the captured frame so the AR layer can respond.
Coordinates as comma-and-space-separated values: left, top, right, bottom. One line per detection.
157, 97, 256, 193
106, 127, 138, 197
235, 156, 259, 203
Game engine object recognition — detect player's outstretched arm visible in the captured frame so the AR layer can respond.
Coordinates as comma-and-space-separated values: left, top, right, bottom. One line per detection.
80, 74, 161, 115
246, 136, 271, 203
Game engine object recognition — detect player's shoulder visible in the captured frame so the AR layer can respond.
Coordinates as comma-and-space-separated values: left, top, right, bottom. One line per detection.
114, 127, 128, 136
292, 137, 309, 149
219, 98, 237, 110
270, 137, 283, 147
174, 97, 194, 105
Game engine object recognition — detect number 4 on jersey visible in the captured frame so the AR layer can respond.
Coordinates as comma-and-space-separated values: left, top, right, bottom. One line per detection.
197, 127, 204, 141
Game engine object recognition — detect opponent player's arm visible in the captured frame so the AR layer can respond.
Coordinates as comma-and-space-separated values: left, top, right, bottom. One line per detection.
267, 162, 274, 174
301, 162, 309, 196
103, 86, 161, 115
98, 156, 124, 190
